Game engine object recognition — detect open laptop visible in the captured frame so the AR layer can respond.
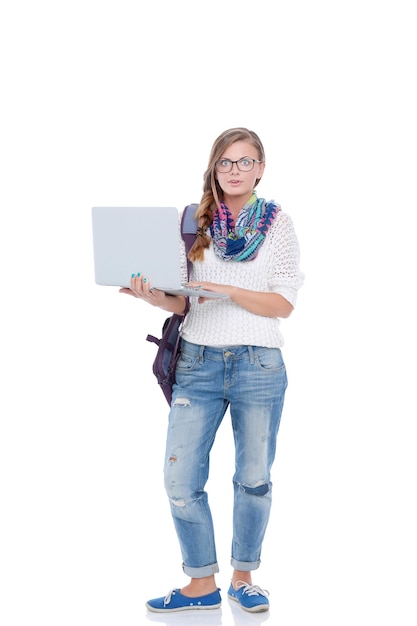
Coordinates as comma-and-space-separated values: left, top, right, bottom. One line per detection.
91, 206, 228, 299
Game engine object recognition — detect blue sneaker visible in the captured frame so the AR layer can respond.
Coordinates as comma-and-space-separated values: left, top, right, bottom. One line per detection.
146, 588, 222, 612
228, 581, 269, 612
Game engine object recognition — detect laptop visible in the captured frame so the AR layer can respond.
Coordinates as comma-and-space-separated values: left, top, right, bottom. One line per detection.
91, 206, 228, 299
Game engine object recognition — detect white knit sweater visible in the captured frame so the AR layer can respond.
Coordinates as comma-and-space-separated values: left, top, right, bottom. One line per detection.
178, 208, 304, 348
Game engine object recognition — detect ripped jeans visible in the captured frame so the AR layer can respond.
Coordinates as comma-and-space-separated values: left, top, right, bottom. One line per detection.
163, 339, 288, 578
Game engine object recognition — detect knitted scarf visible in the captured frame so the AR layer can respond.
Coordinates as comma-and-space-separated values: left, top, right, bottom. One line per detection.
210, 192, 281, 262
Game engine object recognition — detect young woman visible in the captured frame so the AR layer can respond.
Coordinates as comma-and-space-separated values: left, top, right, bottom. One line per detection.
120, 127, 304, 613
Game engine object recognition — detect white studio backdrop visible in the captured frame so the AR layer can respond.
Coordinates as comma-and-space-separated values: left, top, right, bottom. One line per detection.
1, 1, 416, 625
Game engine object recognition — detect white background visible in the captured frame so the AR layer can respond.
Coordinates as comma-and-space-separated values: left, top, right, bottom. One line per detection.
1, 1, 416, 625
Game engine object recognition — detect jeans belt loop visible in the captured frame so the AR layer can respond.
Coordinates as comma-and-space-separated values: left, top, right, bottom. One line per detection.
248, 345, 255, 365
198, 344, 205, 363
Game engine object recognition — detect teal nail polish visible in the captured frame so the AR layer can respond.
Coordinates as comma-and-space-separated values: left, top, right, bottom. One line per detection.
131, 273, 135, 278
143, 277, 147, 283
136, 272, 141, 277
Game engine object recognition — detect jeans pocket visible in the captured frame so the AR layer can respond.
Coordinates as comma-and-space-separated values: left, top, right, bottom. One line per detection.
254, 348, 286, 372
176, 352, 199, 371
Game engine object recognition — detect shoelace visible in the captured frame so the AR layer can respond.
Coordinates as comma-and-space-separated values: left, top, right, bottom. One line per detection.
235, 581, 269, 597
163, 588, 217, 607
163, 589, 177, 606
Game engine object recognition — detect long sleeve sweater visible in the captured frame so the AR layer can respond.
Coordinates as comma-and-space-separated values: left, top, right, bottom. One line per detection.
178, 208, 304, 349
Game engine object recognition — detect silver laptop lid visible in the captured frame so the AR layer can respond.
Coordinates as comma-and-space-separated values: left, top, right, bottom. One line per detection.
91, 206, 228, 298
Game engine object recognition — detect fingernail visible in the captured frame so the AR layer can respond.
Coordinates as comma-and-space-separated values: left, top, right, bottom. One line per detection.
136, 272, 141, 277
131, 273, 135, 278
143, 277, 147, 283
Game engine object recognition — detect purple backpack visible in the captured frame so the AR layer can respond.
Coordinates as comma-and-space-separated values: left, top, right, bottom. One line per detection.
146, 204, 198, 405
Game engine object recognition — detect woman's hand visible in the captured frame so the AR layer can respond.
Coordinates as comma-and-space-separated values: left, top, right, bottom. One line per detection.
119, 273, 164, 307
187, 280, 293, 317
119, 272, 187, 314
187, 281, 232, 304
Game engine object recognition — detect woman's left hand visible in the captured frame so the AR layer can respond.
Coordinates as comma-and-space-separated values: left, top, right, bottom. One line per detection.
187, 281, 293, 317
187, 281, 232, 304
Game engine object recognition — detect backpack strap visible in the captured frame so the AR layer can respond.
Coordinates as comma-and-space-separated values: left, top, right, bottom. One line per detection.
181, 203, 198, 277
180, 203, 198, 316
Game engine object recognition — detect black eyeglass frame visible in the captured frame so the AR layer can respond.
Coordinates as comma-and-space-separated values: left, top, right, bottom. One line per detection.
214, 157, 264, 173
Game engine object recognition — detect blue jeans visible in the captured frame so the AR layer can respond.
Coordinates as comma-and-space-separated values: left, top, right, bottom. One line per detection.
164, 339, 288, 578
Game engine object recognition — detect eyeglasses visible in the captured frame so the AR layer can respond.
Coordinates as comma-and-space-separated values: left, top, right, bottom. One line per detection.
215, 157, 263, 173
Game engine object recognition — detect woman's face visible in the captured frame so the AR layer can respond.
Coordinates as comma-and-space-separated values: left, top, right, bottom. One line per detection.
215, 140, 265, 203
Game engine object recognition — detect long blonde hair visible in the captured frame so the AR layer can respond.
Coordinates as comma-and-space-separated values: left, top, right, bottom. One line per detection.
188, 127, 265, 262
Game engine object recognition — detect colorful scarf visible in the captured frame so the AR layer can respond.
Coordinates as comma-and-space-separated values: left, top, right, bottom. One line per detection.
210, 192, 281, 262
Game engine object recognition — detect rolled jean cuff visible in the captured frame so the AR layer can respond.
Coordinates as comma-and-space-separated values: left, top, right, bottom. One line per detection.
182, 562, 220, 578
230, 558, 261, 572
